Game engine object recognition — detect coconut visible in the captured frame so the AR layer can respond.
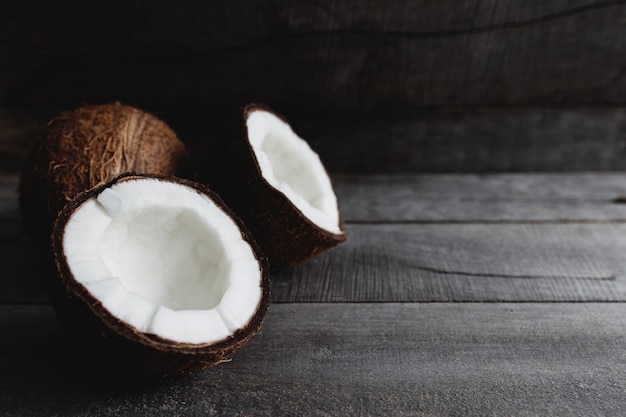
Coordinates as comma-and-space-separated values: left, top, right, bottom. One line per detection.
200, 103, 347, 266
18, 103, 270, 376
19, 102, 187, 248
52, 174, 270, 376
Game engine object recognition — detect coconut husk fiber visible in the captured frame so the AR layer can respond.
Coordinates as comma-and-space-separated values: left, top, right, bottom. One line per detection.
19, 102, 187, 248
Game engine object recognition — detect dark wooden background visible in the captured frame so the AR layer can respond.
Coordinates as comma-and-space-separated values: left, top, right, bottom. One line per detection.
2, 0, 626, 173
3, 0, 626, 111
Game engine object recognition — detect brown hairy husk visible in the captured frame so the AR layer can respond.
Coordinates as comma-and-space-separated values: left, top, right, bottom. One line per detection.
19, 102, 187, 248
52, 174, 271, 377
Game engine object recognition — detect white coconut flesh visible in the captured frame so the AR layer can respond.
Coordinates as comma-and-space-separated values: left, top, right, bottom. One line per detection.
246, 110, 342, 234
62, 178, 263, 345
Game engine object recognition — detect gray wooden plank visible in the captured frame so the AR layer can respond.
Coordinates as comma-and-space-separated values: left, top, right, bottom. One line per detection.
6, 173, 626, 303
334, 173, 626, 222
6, 173, 626, 222
3, 1, 626, 110
1, 303, 625, 416
336, 173, 626, 201
6, 221, 626, 304
272, 223, 626, 302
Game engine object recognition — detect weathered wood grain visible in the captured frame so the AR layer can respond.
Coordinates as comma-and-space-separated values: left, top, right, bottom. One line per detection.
334, 173, 626, 222
5, 173, 626, 222
2, 0, 610, 54
2, 1, 626, 110
336, 173, 626, 201
272, 223, 626, 302
6, 220, 626, 304
1, 303, 624, 416
300, 109, 626, 172
5, 173, 626, 304
5, 108, 626, 173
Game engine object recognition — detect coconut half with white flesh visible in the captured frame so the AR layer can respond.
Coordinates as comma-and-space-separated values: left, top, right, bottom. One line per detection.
201, 103, 347, 266
53, 174, 270, 376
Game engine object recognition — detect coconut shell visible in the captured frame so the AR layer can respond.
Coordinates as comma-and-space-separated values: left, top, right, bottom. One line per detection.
52, 174, 271, 377
19, 102, 187, 248
199, 103, 348, 267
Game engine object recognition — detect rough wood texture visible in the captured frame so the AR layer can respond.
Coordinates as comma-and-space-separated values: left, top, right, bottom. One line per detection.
300, 109, 626, 172
7, 221, 626, 304
1, 303, 625, 416
5, 109, 626, 173
4, 1, 626, 410
334, 173, 626, 221
5, 173, 626, 304
2, 1, 626, 110
3, 170, 626, 415
273, 223, 626, 302
8, 173, 626, 223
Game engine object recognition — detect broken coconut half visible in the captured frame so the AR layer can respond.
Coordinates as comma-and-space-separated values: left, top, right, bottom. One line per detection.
201, 103, 348, 266
53, 174, 270, 376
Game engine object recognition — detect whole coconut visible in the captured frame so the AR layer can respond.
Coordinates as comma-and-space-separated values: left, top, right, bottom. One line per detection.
19, 102, 187, 247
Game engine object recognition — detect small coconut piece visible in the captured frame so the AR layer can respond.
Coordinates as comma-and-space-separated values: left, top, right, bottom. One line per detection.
200, 103, 347, 266
19, 102, 187, 248
53, 174, 270, 376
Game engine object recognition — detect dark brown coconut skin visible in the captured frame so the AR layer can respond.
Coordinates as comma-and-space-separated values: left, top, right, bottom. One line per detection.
52, 174, 271, 377
199, 103, 347, 267
19, 103, 187, 248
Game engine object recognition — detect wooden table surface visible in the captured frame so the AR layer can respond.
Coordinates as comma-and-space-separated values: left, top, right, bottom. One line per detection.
1, 172, 625, 416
